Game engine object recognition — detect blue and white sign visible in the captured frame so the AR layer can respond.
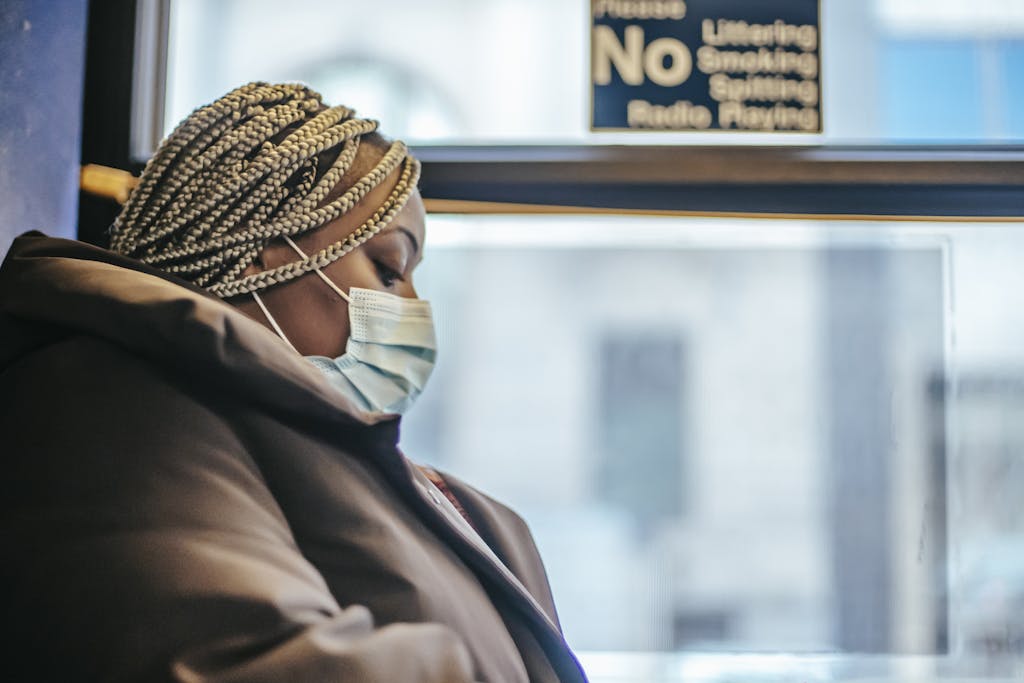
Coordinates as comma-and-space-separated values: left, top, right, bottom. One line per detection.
591, 0, 821, 132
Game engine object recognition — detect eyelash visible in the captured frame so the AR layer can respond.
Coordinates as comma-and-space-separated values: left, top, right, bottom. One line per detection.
374, 260, 402, 288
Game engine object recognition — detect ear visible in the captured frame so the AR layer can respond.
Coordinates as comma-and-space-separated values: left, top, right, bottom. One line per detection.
240, 249, 268, 278
245, 237, 297, 277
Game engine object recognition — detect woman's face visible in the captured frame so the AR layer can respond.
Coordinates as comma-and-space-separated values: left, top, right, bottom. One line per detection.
233, 164, 426, 358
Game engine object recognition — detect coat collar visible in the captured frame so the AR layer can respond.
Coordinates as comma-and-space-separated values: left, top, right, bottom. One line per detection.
0, 232, 396, 435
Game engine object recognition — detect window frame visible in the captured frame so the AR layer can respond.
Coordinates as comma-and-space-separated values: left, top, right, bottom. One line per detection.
415, 144, 1024, 218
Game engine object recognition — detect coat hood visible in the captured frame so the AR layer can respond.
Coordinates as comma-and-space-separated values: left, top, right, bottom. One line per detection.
0, 232, 396, 431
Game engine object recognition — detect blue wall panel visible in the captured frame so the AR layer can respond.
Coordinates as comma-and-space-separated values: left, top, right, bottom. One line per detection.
0, 0, 88, 259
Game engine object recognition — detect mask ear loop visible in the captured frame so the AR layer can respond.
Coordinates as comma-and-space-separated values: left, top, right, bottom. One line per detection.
251, 289, 300, 354
282, 234, 351, 303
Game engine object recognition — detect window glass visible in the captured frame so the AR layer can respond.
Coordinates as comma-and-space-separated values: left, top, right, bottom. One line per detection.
165, 0, 1024, 144
399, 215, 1024, 680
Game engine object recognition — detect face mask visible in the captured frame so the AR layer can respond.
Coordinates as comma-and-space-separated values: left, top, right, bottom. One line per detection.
250, 235, 436, 416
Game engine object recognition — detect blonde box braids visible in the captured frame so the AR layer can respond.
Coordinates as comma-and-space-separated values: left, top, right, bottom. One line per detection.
109, 81, 422, 299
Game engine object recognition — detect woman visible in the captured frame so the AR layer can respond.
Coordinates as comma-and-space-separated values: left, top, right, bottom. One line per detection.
0, 83, 587, 682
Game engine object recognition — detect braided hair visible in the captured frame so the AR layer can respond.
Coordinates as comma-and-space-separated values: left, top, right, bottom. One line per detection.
109, 81, 422, 299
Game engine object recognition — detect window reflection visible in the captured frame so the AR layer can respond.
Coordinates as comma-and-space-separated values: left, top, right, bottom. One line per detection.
398, 216, 1024, 679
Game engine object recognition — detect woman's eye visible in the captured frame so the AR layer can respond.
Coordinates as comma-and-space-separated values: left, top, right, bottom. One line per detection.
374, 261, 402, 288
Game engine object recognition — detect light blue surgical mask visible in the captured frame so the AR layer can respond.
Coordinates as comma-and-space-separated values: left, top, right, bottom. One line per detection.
250, 235, 436, 416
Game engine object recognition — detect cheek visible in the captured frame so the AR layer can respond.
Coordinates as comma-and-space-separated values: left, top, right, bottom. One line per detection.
285, 279, 350, 356
321, 311, 352, 357
306, 272, 355, 356
323, 251, 381, 293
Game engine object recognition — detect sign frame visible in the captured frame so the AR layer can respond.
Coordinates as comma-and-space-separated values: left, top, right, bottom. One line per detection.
589, 0, 824, 135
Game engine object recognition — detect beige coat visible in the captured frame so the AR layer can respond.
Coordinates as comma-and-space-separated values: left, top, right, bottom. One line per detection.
0, 233, 588, 682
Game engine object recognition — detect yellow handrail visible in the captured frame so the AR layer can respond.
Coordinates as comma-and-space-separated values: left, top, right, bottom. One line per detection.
80, 163, 138, 204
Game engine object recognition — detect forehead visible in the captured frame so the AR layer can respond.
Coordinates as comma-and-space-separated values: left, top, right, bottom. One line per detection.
392, 189, 425, 240
371, 188, 425, 258
302, 163, 424, 252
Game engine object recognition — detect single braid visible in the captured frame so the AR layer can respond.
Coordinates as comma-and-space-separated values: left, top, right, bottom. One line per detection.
110, 81, 420, 297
